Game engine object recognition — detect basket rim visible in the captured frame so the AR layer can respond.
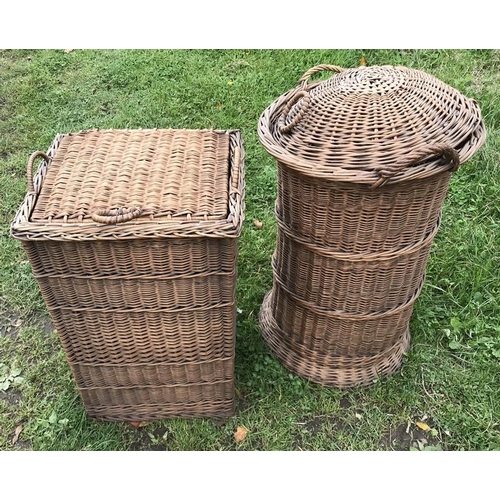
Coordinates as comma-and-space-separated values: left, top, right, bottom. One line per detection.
11, 128, 245, 241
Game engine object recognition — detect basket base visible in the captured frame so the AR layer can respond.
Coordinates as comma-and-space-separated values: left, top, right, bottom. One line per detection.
84, 399, 235, 422
73, 365, 236, 422
259, 290, 410, 388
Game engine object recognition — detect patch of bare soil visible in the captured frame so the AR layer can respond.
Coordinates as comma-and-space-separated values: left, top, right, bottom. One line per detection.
0, 387, 22, 405
128, 426, 170, 451
0, 308, 54, 339
380, 420, 442, 451
292, 413, 348, 450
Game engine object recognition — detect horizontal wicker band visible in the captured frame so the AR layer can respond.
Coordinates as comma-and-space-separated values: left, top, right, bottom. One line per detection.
73, 356, 234, 369
274, 208, 441, 261
50, 301, 235, 313
32, 268, 236, 281
77, 378, 233, 392
84, 400, 235, 421
271, 270, 424, 320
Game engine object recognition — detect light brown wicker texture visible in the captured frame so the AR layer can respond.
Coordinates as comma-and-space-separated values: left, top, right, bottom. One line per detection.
276, 163, 453, 254
270, 276, 423, 357
258, 64, 485, 388
11, 128, 245, 421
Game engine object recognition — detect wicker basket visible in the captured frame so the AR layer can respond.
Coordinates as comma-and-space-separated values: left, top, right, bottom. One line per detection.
11, 128, 245, 421
258, 64, 486, 387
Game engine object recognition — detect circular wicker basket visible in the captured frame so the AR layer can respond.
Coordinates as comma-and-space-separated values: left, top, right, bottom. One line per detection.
258, 64, 486, 387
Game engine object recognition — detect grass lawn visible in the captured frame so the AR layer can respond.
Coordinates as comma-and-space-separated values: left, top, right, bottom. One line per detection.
0, 49, 499, 451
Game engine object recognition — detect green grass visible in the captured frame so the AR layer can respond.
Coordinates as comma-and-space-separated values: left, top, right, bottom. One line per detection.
1, 49, 499, 451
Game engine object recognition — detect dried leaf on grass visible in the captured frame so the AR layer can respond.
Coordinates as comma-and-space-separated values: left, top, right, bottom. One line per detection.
234, 426, 248, 443
129, 421, 148, 428
64, 49, 74, 54
360, 57, 367, 66
12, 424, 23, 444
253, 220, 263, 229
416, 421, 431, 432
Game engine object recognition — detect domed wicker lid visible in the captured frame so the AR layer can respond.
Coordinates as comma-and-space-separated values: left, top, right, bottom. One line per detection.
258, 65, 486, 187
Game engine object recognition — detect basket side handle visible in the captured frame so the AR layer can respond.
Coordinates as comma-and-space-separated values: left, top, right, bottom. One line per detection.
27, 151, 50, 195
278, 90, 311, 134
371, 144, 460, 189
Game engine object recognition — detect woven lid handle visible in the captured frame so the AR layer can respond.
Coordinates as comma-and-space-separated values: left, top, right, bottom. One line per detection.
91, 207, 143, 224
372, 144, 460, 189
298, 64, 345, 86
279, 65, 345, 134
27, 151, 50, 195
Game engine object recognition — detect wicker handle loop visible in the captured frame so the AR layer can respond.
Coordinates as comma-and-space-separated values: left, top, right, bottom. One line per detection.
278, 90, 311, 134
91, 207, 142, 224
371, 144, 460, 189
27, 151, 50, 195
298, 64, 345, 86
278, 65, 344, 134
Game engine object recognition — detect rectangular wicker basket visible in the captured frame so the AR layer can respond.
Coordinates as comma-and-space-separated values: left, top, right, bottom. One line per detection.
11, 128, 245, 421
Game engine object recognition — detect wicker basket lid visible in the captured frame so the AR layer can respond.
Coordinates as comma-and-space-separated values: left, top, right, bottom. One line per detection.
31, 129, 234, 222
12, 129, 245, 240
258, 65, 486, 187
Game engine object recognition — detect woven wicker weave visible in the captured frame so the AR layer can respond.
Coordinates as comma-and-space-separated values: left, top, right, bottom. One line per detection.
12, 128, 245, 420
260, 295, 411, 388
258, 64, 485, 387
273, 213, 440, 314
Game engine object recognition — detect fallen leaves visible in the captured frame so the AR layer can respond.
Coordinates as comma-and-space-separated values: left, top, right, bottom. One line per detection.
360, 57, 367, 66
129, 421, 148, 428
253, 219, 263, 229
63, 49, 74, 54
415, 421, 431, 432
12, 424, 23, 445
234, 426, 248, 443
